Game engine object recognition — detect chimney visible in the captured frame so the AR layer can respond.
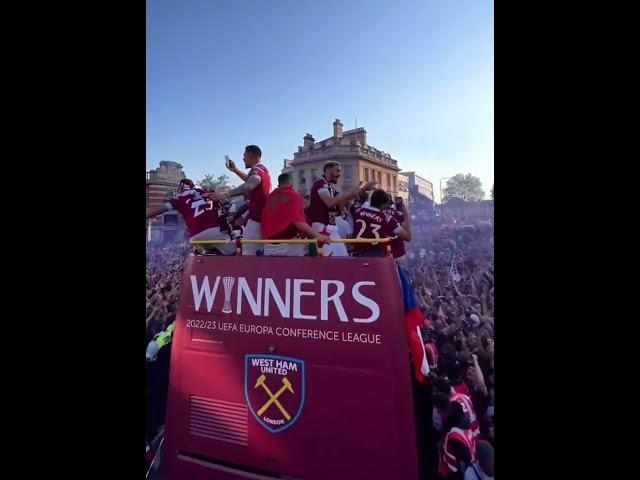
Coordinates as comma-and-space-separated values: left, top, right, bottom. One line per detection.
303, 133, 315, 147
333, 118, 343, 139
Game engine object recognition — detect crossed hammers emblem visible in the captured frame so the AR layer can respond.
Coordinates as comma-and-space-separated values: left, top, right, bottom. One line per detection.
254, 374, 294, 420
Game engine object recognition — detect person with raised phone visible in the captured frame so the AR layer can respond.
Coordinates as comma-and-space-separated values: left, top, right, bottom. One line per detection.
385, 195, 413, 264
208, 145, 271, 255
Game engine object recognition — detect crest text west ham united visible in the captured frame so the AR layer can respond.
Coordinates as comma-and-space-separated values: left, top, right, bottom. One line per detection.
244, 354, 305, 433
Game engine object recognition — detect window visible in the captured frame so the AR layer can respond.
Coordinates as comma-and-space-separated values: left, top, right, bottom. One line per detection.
344, 165, 352, 179
164, 214, 178, 226
386, 173, 391, 187
393, 176, 397, 190
311, 169, 317, 180
377, 171, 382, 184
364, 168, 369, 181
299, 170, 306, 185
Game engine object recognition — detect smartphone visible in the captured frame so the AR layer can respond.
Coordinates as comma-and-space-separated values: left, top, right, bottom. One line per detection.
224, 155, 231, 168
395, 196, 403, 210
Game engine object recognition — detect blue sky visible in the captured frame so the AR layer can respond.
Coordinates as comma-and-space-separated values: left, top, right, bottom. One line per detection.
147, 0, 493, 201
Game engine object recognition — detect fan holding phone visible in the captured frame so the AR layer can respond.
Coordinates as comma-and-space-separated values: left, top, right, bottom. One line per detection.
384, 195, 412, 264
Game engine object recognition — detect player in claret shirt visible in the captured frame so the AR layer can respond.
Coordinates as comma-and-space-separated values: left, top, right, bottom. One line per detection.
146, 179, 234, 255
351, 189, 411, 257
308, 161, 376, 256
213, 145, 271, 255
384, 196, 412, 264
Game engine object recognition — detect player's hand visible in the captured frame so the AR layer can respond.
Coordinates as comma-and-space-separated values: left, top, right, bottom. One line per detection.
226, 158, 237, 172
313, 232, 331, 244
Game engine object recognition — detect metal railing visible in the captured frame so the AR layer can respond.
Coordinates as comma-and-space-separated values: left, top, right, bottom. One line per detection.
190, 237, 392, 257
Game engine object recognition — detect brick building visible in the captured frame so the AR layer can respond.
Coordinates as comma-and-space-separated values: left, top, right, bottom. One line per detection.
146, 161, 187, 243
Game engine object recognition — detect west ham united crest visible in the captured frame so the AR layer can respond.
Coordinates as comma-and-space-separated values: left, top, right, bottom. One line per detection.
244, 354, 305, 433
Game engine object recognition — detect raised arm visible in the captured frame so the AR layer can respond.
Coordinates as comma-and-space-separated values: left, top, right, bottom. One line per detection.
146, 204, 169, 219
318, 180, 377, 209
209, 176, 260, 203
227, 175, 261, 198
226, 158, 249, 182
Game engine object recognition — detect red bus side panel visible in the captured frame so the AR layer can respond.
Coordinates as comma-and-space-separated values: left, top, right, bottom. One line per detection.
164, 256, 418, 480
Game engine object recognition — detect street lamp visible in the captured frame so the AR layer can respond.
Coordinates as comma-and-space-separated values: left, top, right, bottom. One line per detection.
438, 177, 452, 217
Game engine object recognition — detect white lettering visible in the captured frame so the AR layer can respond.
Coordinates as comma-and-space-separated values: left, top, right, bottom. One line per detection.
340, 332, 382, 344
352, 281, 380, 323
264, 279, 291, 318
293, 279, 316, 320
237, 277, 263, 316
261, 366, 287, 375
241, 324, 273, 335
190, 275, 220, 312
359, 211, 383, 222
191, 275, 382, 323
218, 321, 237, 332
273, 360, 298, 372
263, 417, 285, 426
320, 280, 348, 322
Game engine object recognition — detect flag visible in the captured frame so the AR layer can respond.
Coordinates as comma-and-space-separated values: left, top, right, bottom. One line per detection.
397, 266, 430, 383
450, 252, 460, 285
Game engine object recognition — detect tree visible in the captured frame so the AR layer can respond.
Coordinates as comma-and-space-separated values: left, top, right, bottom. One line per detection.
199, 174, 234, 191
443, 174, 485, 202
490, 184, 494, 200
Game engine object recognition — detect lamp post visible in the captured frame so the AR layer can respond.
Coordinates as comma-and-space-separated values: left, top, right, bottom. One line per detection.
439, 177, 451, 217
439, 177, 451, 204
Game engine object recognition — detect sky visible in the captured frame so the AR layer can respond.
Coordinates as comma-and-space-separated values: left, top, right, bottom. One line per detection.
147, 0, 493, 202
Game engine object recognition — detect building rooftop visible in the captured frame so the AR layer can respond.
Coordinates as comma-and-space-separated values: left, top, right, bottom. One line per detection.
147, 160, 186, 185
400, 171, 433, 186
292, 119, 399, 171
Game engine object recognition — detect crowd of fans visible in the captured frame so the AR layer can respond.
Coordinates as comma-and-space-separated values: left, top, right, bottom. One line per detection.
145, 212, 494, 479
146, 241, 189, 339
146, 241, 189, 442
406, 221, 494, 479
